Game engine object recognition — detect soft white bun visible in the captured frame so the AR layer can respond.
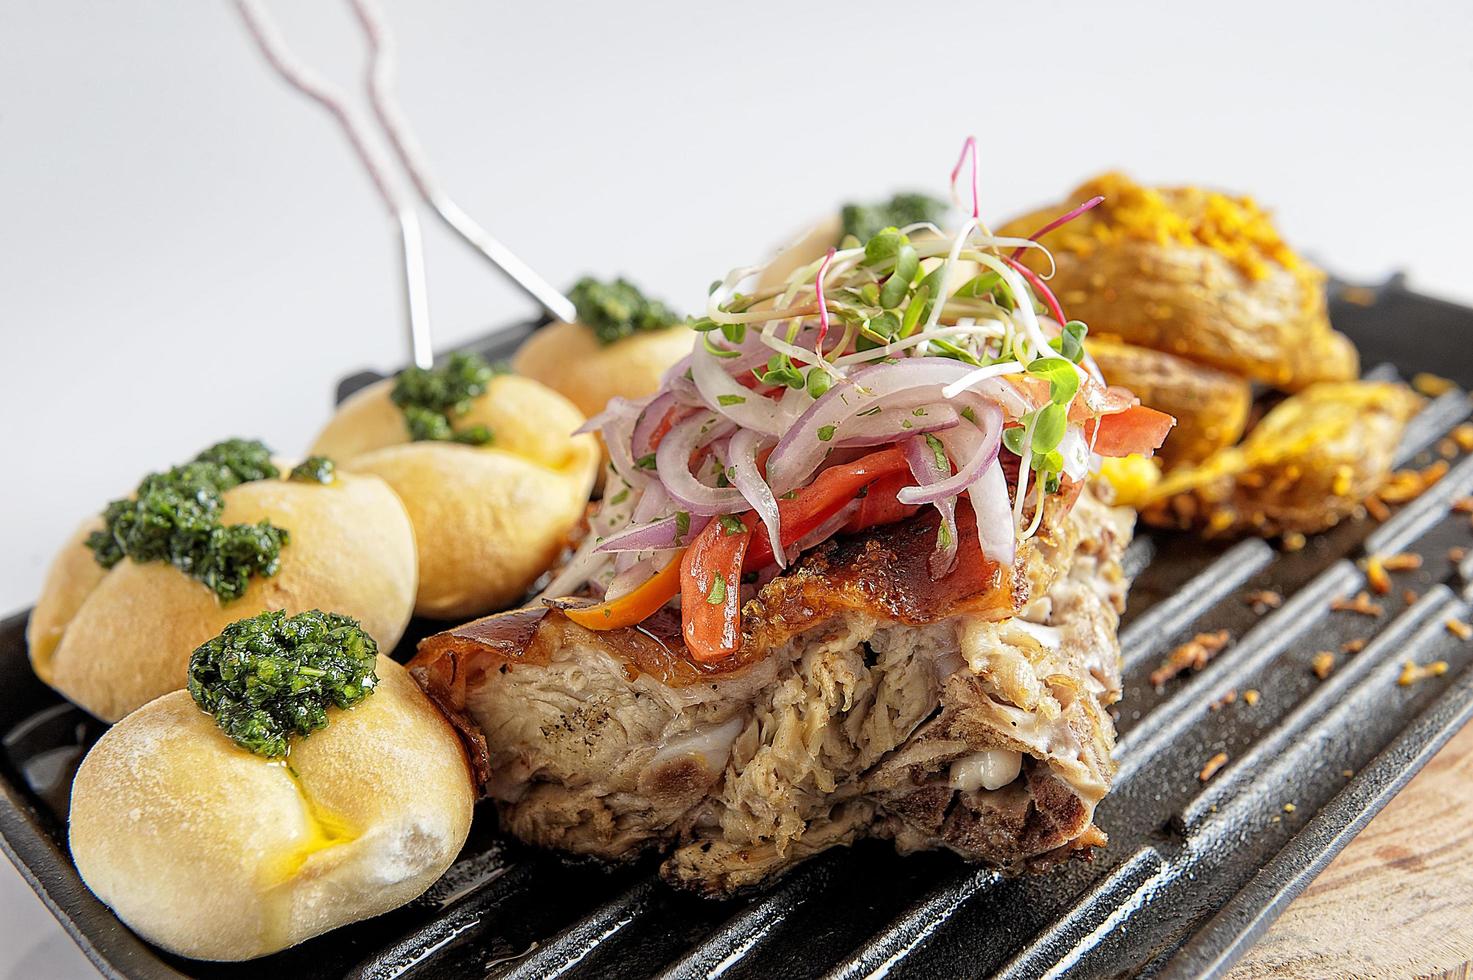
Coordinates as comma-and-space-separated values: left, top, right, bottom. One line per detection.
512, 319, 694, 419
69, 656, 474, 962
310, 374, 599, 619
29, 471, 418, 722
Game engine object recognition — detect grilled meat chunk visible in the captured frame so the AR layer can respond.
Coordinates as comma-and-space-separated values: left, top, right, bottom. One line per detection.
411, 488, 1133, 895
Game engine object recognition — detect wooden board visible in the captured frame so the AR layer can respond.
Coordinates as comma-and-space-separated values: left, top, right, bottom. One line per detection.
1229, 720, 1473, 979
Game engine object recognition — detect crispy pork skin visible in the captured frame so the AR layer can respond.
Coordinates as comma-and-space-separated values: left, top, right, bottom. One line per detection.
411, 488, 1132, 895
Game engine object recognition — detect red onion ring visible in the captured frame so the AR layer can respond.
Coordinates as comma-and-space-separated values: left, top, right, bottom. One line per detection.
653, 411, 745, 515
724, 428, 783, 566
966, 457, 1015, 567
897, 404, 1002, 506
902, 434, 959, 579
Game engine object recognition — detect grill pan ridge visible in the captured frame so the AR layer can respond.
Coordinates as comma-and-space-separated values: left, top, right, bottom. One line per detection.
2, 277, 1472, 979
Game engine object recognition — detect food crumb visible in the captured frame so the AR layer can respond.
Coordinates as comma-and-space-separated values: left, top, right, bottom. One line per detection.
1398, 660, 1450, 686
1438, 437, 1459, 460
1281, 531, 1307, 552
1455, 423, 1473, 452
1445, 618, 1473, 640
1341, 638, 1367, 655
1382, 553, 1423, 572
1412, 372, 1457, 397
1378, 462, 1449, 504
1243, 689, 1261, 706
1283, 803, 1297, 813
1364, 495, 1391, 522
1312, 651, 1336, 680
1243, 590, 1283, 614
1331, 591, 1384, 617
1211, 689, 1238, 711
1199, 751, 1230, 782
1342, 769, 1355, 778
1403, 588, 1420, 606
1449, 547, 1468, 563
1363, 556, 1391, 595
1150, 630, 1232, 687
1453, 497, 1473, 515
1271, 815, 1282, 823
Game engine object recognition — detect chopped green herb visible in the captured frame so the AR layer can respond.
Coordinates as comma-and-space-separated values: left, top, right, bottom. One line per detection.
675, 511, 691, 540
718, 515, 747, 535
288, 456, 336, 485
635, 453, 658, 470
609, 488, 630, 505
856, 405, 883, 418
718, 393, 747, 406
569, 276, 680, 345
925, 433, 949, 472
960, 406, 978, 424
391, 351, 499, 445
187, 609, 378, 758
817, 424, 837, 442
706, 573, 728, 605
84, 439, 288, 603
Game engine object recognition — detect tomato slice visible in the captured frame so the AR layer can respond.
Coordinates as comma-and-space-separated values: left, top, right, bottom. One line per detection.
742, 447, 912, 569
845, 471, 921, 533
1091, 405, 1176, 457
681, 518, 752, 662
564, 555, 681, 631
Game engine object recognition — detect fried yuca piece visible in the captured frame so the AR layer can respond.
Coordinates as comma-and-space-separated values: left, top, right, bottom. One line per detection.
999, 173, 1357, 391
1087, 337, 1252, 468
1138, 382, 1423, 536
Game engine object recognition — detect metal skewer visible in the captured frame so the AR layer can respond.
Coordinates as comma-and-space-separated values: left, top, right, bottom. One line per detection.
348, 0, 577, 325
233, 0, 576, 374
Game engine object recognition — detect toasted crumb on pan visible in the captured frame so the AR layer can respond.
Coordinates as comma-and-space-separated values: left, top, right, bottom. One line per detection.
1445, 618, 1473, 640
1243, 590, 1283, 614
1453, 496, 1473, 515
1449, 547, 1468, 563
1363, 556, 1391, 595
1280, 531, 1307, 552
1455, 422, 1473, 452
1242, 689, 1261, 706
1282, 803, 1297, 813
1311, 651, 1336, 679
1210, 690, 1238, 711
1378, 462, 1448, 504
1412, 372, 1457, 397
1150, 630, 1232, 687
1398, 660, 1450, 686
1331, 592, 1384, 617
1341, 638, 1367, 654
1364, 495, 1391, 522
1199, 752, 1230, 782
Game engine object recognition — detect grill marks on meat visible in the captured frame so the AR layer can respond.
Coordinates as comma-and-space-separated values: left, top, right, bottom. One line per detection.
411, 487, 1133, 895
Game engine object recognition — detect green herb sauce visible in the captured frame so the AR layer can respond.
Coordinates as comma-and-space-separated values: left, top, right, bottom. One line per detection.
288, 456, 336, 484
569, 276, 681, 346
839, 192, 948, 244
84, 439, 289, 602
187, 609, 378, 758
391, 351, 499, 445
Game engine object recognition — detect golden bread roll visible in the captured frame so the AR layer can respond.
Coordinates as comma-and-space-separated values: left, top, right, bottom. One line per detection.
1087, 337, 1253, 468
69, 656, 473, 961
513, 319, 695, 419
999, 173, 1358, 391
29, 471, 417, 722
310, 374, 599, 619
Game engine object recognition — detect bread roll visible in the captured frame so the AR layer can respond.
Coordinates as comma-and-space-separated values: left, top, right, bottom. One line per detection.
513, 319, 694, 419
310, 374, 600, 619
69, 656, 473, 961
29, 471, 417, 722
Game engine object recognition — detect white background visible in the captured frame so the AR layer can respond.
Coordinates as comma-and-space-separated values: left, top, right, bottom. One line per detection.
1, 2, 1470, 975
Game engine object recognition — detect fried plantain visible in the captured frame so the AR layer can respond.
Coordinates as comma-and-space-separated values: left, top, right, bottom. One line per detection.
1088, 337, 1252, 468
1137, 381, 1423, 537
999, 173, 1358, 391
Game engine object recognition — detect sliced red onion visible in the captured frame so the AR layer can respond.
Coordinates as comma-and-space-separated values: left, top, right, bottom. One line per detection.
724, 428, 783, 566
574, 395, 642, 436
603, 411, 652, 487
784, 499, 859, 564
654, 411, 745, 516
766, 358, 1031, 494
691, 336, 794, 436
631, 390, 680, 457
902, 434, 959, 580
536, 533, 611, 601
897, 405, 1002, 506
597, 511, 711, 554
838, 405, 961, 449
966, 458, 1015, 568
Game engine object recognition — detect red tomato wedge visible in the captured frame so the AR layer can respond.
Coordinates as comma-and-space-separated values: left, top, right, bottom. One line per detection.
1091, 406, 1176, 457
742, 447, 912, 570
681, 518, 752, 662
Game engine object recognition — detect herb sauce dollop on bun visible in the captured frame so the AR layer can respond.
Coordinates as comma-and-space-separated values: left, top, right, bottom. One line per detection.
28, 445, 417, 722
68, 653, 473, 961
311, 365, 599, 619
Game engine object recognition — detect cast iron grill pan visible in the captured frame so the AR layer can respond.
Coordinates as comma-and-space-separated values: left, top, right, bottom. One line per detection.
3, 277, 1471, 979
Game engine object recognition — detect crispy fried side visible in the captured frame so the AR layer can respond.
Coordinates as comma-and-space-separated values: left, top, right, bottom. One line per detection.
1087, 337, 1252, 467
999, 174, 1357, 391
1139, 382, 1423, 536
